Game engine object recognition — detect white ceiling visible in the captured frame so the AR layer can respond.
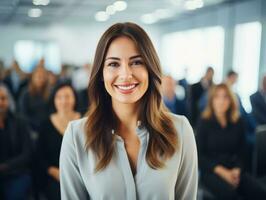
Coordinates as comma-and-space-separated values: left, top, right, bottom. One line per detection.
0, 0, 248, 26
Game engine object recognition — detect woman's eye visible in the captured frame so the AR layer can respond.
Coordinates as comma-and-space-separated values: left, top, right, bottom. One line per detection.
131, 60, 143, 66
108, 62, 119, 67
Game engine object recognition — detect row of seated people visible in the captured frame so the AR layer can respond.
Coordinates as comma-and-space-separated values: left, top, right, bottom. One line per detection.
162, 67, 266, 130
2, 80, 266, 200
0, 81, 82, 200
4, 59, 266, 137
1, 59, 265, 199
2, 60, 89, 132
162, 70, 266, 199
3, 59, 266, 131
195, 83, 266, 200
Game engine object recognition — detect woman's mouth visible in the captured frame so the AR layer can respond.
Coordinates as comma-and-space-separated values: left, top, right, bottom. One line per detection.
114, 83, 139, 94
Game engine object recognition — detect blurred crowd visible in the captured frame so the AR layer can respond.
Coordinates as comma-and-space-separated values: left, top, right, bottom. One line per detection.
0, 59, 265, 200
162, 67, 266, 199
0, 59, 90, 200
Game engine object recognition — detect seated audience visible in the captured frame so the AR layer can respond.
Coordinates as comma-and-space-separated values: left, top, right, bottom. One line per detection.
38, 82, 81, 200
0, 83, 32, 200
162, 75, 186, 115
3, 60, 29, 103
189, 66, 214, 127
196, 83, 266, 200
18, 64, 49, 132
250, 75, 266, 125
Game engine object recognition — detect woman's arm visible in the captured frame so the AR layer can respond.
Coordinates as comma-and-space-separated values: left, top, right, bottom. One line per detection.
175, 117, 198, 200
59, 122, 90, 200
48, 166, 60, 181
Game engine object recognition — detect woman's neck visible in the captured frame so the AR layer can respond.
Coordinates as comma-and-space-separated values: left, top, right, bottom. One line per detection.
112, 102, 139, 134
215, 112, 227, 127
55, 110, 78, 120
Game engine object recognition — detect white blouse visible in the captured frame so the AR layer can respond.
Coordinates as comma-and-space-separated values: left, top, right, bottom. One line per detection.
59, 114, 198, 200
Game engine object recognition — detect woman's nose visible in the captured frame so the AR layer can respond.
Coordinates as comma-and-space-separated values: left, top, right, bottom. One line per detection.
119, 63, 133, 79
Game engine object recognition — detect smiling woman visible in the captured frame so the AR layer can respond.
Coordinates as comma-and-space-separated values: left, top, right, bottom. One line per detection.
103, 36, 149, 104
59, 22, 198, 200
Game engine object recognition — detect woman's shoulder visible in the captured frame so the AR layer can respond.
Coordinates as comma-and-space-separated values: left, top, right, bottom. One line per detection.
63, 117, 87, 143
169, 113, 195, 144
67, 117, 87, 133
169, 113, 191, 131
169, 114, 198, 168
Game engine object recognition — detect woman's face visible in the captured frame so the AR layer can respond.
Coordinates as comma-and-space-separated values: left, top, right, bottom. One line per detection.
33, 68, 47, 89
212, 88, 231, 116
103, 36, 149, 106
54, 86, 76, 113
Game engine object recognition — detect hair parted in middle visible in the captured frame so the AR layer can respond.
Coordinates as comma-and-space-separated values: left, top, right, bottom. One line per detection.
202, 83, 240, 123
85, 22, 179, 172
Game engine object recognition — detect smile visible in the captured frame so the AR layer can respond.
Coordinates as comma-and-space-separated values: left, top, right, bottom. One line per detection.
114, 83, 139, 93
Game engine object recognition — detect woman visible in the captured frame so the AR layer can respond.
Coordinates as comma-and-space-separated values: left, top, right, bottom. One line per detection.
197, 83, 266, 200
60, 22, 198, 200
19, 64, 49, 132
0, 83, 31, 200
39, 82, 80, 200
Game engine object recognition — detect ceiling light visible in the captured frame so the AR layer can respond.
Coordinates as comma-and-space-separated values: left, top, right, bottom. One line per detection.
33, 0, 50, 6
28, 8, 42, 18
140, 14, 158, 25
106, 5, 116, 15
154, 9, 175, 19
113, 1, 127, 12
184, 0, 204, 10
95, 11, 109, 22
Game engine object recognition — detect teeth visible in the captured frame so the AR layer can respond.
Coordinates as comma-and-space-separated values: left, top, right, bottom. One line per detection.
117, 84, 136, 90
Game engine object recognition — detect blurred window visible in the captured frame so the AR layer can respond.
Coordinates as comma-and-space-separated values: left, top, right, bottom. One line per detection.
161, 26, 224, 84
14, 40, 61, 73
233, 21, 261, 112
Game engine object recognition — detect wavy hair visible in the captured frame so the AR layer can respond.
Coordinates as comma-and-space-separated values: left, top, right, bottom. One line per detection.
85, 22, 179, 172
202, 83, 239, 123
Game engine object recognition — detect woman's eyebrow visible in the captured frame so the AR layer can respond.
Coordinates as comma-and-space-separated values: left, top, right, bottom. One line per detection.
129, 55, 142, 60
105, 55, 142, 61
105, 57, 120, 61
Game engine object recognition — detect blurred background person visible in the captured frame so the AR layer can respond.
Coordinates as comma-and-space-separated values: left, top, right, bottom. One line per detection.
18, 63, 49, 133
196, 83, 266, 200
162, 75, 187, 115
72, 63, 91, 115
189, 66, 214, 127
0, 83, 32, 200
3, 60, 29, 104
38, 82, 81, 200
250, 75, 266, 126
58, 64, 72, 84
47, 70, 59, 94
225, 70, 238, 89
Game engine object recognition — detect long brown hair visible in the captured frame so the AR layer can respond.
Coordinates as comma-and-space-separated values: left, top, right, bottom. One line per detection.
29, 65, 49, 99
202, 83, 239, 123
85, 22, 179, 172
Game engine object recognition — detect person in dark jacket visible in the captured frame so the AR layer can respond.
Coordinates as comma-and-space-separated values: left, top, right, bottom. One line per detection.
196, 83, 266, 200
162, 75, 186, 115
189, 66, 214, 127
18, 64, 50, 132
38, 82, 81, 200
250, 75, 266, 125
0, 83, 32, 200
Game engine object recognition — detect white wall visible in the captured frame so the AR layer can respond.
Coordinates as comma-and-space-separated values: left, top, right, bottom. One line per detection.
0, 23, 162, 67
158, 0, 265, 80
